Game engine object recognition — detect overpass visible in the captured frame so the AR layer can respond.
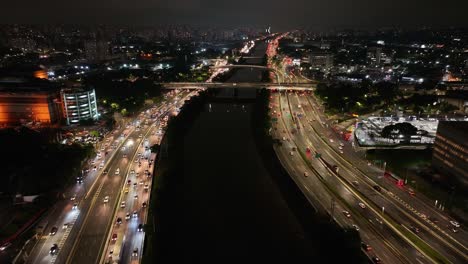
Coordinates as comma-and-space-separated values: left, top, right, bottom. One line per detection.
211, 64, 283, 84
158, 82, 317, 90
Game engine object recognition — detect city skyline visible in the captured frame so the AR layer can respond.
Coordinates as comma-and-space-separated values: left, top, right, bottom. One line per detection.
1, 0, 468, 30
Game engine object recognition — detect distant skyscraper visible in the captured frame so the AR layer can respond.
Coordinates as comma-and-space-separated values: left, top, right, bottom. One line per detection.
84, 40, 109, 62
367, 47, 382, 65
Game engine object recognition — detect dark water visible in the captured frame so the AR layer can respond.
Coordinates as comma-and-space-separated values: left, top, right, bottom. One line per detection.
164, 41, 315, 262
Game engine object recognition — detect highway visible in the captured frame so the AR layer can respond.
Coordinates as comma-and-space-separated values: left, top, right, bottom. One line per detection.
292, 91, 468, 262
101, 91, 197, 264
26, 90, 197, 264
271, 92, 423, 263
270, 89, 468, 264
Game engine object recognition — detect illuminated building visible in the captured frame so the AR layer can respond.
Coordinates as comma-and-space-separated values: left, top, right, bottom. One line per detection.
61, 87, 99, 125
432, 121, 468, 187
308, 52, 333, 70
0, 81, 61, 124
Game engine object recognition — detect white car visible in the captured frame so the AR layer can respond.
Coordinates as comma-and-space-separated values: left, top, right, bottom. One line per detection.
121, 201, 126, 208
358, 202, 366, 209
303, 172, 308, 177
103, 196, 109, 203
70, 194, 76, 201
352, 224, 360, 231
450, 221, 460, 228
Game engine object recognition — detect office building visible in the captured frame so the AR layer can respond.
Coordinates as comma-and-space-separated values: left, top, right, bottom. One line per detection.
432, 121, 468, 187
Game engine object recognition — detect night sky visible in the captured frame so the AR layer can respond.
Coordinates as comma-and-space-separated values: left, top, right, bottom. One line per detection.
2, 0, 467, 30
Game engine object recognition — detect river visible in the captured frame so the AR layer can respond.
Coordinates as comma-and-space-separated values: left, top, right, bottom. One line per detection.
155, 40, 316, 262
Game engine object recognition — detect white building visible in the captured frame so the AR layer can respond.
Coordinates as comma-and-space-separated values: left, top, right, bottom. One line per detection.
61, 88, 99, 125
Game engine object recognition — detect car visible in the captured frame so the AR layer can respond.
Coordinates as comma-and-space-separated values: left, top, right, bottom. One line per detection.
144, 184, 149, 191
329, 139, 334, 143
103, 170, 108, 175
130, 169, 135, 175
452, 228, 459, 233
125, 213, 131, 220
134, 194, 138, 199
139, 180, 144, 185
134, 158, 139, 163
373, 185, 382, 192
111, 233, 117, 241
372, 257, 382, 264
408, 189, 415, 195
0, 242, 12, 251
339, 150, 344, 154
132, 248, 138, 257
450, 221, 460, 228
339, 143, 344, 147
103, 196, 109, 203
76, 176, 83, 184
342, 211, 351, 218
70, 194, 76, 201
50, 226, 58, 235
121, 201, 126, 208
352, 181, 359, 186
132, 211, 138, 218
361, 242, 372, 251
93, 166, 97, 171
303, 172, 308, 177
289, 151, 294, 156
62, 223, 70, 229
115, 168, 120, 175
133, 182, 138, 188
124, 187, 129, 194
72, 203, 78, 210
142, 202, 147, 208
352, 224, 359, 231
358, 202, 366, 209
50, 244, 58, 255
127, 180, 131, 185
116, 217, 122, 225
338, 146, 343, 150
138, 223, 144, 232
410, 226, 420, 233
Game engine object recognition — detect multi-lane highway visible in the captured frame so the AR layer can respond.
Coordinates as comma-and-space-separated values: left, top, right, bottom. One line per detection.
26, 90, 198, 264
270, 89, 468, 264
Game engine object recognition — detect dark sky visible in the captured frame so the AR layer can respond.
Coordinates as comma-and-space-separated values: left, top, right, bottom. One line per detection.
2, 0, 467, 30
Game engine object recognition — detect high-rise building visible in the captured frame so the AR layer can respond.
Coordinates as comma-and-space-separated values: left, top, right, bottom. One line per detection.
432, 121, 468, 187
367, 47, 382, 65
61, 87, 99, 125
84, 40, 109, 62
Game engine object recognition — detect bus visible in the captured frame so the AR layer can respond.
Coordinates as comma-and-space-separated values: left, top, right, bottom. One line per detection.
384, 172, 404, 186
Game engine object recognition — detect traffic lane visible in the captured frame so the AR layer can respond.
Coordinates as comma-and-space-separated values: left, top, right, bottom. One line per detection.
69, 132, 144, 263
294, 94, 467, 262
299, 94, 462, 231
296, 96, 468, 259
28, 200, 73, 264
276, 94, 426, 262
87, 113, 164, 262
275, 132, 409, 263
